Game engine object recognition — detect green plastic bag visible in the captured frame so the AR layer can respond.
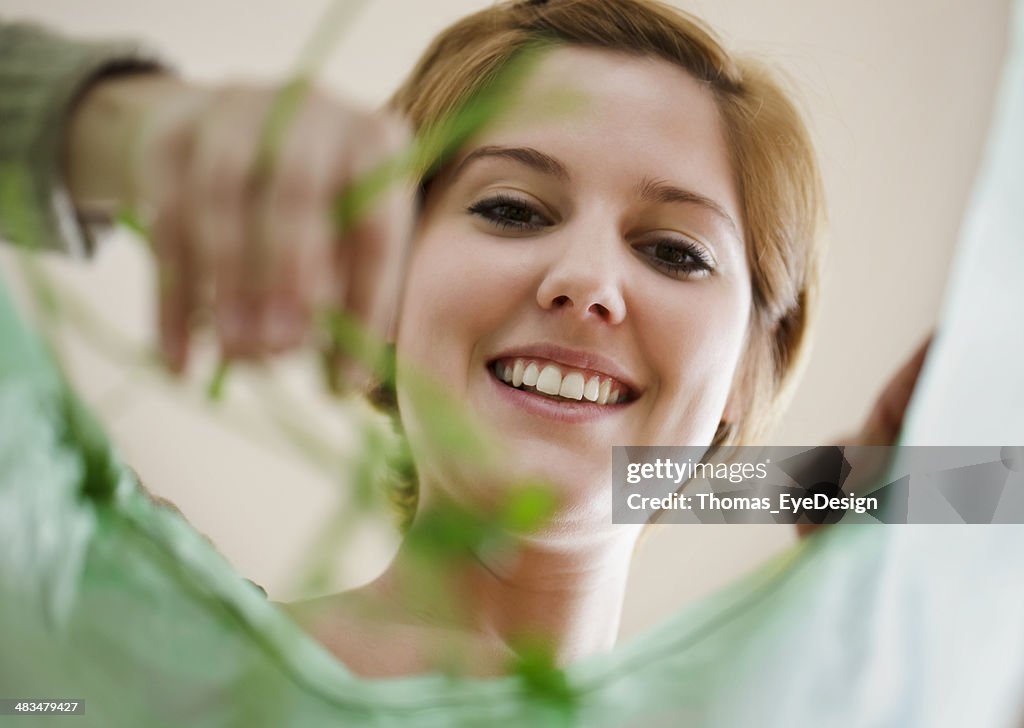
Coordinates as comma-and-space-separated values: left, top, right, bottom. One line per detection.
4, 271, 1024, 727
4, 0, 1024, 722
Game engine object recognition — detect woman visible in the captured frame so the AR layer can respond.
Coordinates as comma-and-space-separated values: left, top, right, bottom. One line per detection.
313, 0, 824, 677
1, 0, 922, 678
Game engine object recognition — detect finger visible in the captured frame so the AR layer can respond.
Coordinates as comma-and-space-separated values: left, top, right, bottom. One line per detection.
130, 96, 201, 373
189, 87, 266, 360
323, 225, 353, 393
256, 103, 337, 354
256, 186, 329, 355
335, 112, 414, 387
876, 335, 933, 434
153, 191, 195, 374
863, 334, 934, 444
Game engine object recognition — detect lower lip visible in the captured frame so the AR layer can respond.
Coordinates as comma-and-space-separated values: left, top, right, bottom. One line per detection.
487, 366, 629, 424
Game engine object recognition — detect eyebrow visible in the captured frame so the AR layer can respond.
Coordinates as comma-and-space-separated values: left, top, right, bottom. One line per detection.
451, 145, 570, 183
634, 177, 740, 237
450, 145, 740, 237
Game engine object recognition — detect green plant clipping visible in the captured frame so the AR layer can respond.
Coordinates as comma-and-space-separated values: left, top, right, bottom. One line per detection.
5, 0, 1024, 724
0, 4, 578, 703
499, 482, 558, 533
509, 637, 581, 724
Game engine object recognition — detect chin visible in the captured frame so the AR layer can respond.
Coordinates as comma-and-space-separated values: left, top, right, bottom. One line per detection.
491, 434, 613, 510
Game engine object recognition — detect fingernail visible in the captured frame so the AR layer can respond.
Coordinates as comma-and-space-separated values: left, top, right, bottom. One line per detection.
220, 307, 244, 354
159, 327, 183, 372
265, 305, 295, 350
339, 359, 372, 394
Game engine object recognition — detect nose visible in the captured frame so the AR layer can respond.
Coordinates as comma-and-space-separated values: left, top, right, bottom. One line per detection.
535, 228, 627, 325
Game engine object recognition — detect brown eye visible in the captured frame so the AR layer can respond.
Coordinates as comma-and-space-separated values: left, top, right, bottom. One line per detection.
491, 203, 534, 224
468, 195, 550, 231
635, 240, 714, 278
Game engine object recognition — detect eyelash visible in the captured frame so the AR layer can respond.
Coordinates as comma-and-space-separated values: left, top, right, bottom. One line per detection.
635, 240, 714, 278
467, 194, 715, 278
467, 194, 550, 231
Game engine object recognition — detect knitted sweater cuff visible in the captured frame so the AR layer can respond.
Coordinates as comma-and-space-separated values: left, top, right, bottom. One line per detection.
0, 22, 165, 257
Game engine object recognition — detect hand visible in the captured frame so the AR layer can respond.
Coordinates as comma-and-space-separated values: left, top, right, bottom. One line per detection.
66, 73, 414, 382
844, 335, 932, 447
796, 335, 932, 538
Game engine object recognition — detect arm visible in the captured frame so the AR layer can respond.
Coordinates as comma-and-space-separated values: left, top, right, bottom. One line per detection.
795, 337, 932, 538
3, 20, 413, 379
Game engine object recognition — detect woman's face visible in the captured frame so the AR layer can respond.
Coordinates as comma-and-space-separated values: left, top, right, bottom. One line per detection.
395, 47, 751, 517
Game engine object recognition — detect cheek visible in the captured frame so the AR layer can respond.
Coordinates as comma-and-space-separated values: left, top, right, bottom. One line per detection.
393, 223, 539, 501
395, 224, 525, 378
635, 279, 750, 442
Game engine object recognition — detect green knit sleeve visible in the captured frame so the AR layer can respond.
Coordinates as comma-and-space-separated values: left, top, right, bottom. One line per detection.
0, 21, 163, 258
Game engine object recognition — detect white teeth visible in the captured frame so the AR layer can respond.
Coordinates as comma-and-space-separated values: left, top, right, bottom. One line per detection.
522, 362, 539, 387
536, 364, 563, 395
495, 358, 630, 406
512, 359, 525, 387
559, 372, 585, 400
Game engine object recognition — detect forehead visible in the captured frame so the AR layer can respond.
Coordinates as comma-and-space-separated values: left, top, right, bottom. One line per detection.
462, 45, 742, 230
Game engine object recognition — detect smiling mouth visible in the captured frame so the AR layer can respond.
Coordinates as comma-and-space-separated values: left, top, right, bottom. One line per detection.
488, 357, 636, 406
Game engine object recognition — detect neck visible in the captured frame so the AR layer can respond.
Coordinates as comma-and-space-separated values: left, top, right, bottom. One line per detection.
369, 486, 640, 668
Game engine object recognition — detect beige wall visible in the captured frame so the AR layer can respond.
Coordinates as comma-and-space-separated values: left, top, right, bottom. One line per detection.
0, 0, 1010, 640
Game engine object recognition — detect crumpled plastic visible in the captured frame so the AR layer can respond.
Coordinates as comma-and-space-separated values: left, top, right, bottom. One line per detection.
3, 260, 1024, 728
3, 0, 1024, 722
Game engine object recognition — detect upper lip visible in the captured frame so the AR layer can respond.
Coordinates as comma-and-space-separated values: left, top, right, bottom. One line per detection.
488, 342, 644, 396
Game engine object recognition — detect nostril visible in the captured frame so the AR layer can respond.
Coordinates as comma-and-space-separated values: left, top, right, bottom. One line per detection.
548, 295, 613, 321
589, 302, 611, 319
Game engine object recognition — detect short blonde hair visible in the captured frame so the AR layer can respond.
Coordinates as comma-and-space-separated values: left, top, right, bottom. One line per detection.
386, 0, 825, 448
